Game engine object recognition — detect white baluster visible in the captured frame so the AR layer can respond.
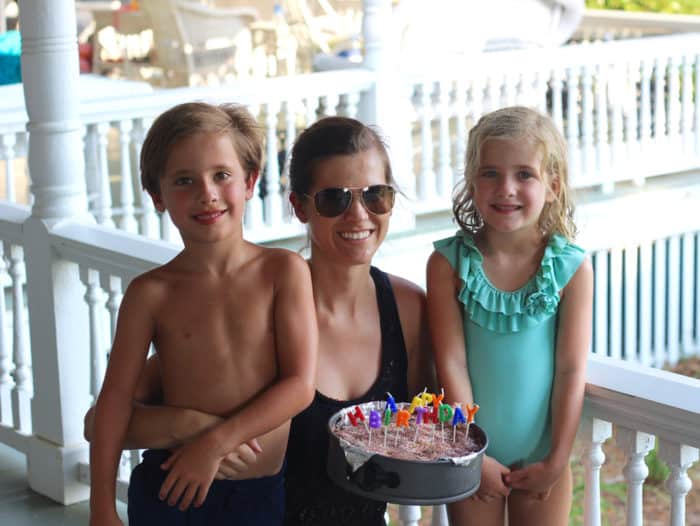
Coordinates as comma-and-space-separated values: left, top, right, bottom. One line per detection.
8, 244, 31, 434
695, 55, 700, 156
504, 72, 517, 107
617, 428, 654, 526
80, 268, 105, 401
431, 504, 449, 526
666, 235, 680, 366
418, 81, 437, 203
95, 121, 116, 228
667, 55, 681, 152
566, 66, 582, 188
341, 91, 360, 119
264, 101, 283, 228
244, 105, 264, 233
551, 69, 564, 132
658, 440, 699, 526
132, 118, 159, 239
454, 78, 467, 188
638, 241, 653, 367
102, 275, 123, 341
652, 238, 667, 367
304, 96, 318, 127
609, 248, 622, 360
0, 244, 12, 426
533, 69, 548, 113
437, 79, 452, 199
116, 119, 138, 233
638, 58, 653, 186
581, 64, 595, 186
695, 233, 700, 350
281, 100, 297, 221
622, 246, 637, 362
321, 94, 339, 118
592, 250, 608, 356
609, 64, 624, 184
397, 504, 421, 526
681, 53, 693, 154
486, 76, 500, 112
596, 63, 611, 193
624, 60, 640, 184
470, 76, 484, 126
0, 132, 17, 202
83, 124, 99, 213
681, 232, 695, 354
581, 417, 612, 526
653, 57, 667, 144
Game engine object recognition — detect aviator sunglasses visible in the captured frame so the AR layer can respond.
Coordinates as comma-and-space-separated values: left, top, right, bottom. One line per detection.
305, 184, 396, 218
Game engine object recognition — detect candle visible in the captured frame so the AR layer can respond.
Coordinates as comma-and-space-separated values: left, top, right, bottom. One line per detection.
369, 410, 381, 429
408, 394, 424, 414
465, 403, 480, 442
438, 403, 453, 442
386, 392, 398, 413
346, 405, 365, 427
451, 403, 466, 442
413, 406, 426, 441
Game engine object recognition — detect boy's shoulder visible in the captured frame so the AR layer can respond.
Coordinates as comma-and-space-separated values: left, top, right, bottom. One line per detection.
248, 244, 308, 275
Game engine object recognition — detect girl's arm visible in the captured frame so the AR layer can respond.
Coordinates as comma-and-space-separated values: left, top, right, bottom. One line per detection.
427, 251, 511, 501
389, 274, 436, 395
426, 251, 473, 405
506, 257, 593, 493
158, 252, 318, 510
89, 277, 155, 524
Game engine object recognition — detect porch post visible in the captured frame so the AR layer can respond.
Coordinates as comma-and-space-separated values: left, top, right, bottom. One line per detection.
360, 0, 415, 233
19, 0, 93, 504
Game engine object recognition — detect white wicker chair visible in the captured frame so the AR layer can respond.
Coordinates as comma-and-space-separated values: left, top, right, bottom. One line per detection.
139, 0, 259, 86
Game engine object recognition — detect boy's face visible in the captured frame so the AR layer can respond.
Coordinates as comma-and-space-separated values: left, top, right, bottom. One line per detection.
151, 132, 258, 244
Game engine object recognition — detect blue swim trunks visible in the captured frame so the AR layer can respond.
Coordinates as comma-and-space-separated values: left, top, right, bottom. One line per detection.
128, 449, 285, 526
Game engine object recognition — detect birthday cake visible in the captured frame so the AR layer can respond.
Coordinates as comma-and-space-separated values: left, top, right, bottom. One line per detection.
326, 392, 488, 505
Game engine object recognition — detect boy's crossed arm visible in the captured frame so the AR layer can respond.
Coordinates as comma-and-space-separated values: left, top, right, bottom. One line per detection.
157, 253, 318, 510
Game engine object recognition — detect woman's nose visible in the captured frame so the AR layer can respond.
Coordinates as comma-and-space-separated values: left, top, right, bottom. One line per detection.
343, 191, 369, 219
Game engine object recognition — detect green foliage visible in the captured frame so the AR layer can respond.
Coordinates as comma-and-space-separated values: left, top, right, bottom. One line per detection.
585, 0, 700, 14
645, 442, 671, 485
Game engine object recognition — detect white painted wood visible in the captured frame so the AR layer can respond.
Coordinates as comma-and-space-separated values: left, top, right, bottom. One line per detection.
592, 250, 608, 357
652, 238, 667, 367
95, 122, 115, 228
321, 93, 339, 118
581, 64, 595, 187
667, 55, 681, 149
581, 417, 612, 526
0, 243, 13, 427
263, 101, 283, 227
397, 504, 421, 526
616, 427, 654, 526
454, 78, 467, 188
638, 58, 653, 187
8, 244, 30, 435
116, 119, 138, 234
680, 232, 694, 355
431, 504, 449, 526
637, 241, 652, 367
418, 81, 436, 202
0, 132, 17, 202
681, 53, 694, 154
551, 68, 564, 132
653, 57, 667, 143
131, 118, 159, 239
608, 248, 622, 360
622, 246, 637, 362
666, 235, 680, 366
595, 63, 611, 193
658, 440, 699, 526
437, 80, 452, 199
624, 60, 641, 185
695, 232, 700, 352
565, 66, 581, 188
696, 55, 700, 156
80, 268, 105, 400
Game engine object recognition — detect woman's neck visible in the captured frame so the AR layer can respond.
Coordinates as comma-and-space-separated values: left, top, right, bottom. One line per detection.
308, 256, 374, 317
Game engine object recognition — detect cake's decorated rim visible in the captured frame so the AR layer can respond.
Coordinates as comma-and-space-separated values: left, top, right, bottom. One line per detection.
328, 400, 488, 472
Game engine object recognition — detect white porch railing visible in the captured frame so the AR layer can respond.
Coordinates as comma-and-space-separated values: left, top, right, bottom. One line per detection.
4, 31, 700, 243
0, 205, 697, 524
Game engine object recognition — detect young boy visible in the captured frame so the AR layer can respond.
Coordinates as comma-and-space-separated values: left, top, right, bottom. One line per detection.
88, 102, 318, 526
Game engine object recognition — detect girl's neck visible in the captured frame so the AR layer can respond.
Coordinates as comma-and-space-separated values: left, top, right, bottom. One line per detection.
476, 227, 547, 258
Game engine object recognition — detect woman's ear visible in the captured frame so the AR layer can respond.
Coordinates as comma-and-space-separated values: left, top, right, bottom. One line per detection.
289, 192, 309, 223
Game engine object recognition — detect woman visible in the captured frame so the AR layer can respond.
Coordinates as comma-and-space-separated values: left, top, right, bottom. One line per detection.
85, 116, 432, 526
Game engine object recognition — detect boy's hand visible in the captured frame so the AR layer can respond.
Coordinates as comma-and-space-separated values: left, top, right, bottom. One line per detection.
158, 435, 222, 510
215, 438, 262, 480
473, 455, 511, 503
503, 459, 561, 499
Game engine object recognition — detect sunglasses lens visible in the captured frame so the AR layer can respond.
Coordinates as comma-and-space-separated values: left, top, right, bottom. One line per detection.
314, 187, 351, 217
362, 185, 395, 214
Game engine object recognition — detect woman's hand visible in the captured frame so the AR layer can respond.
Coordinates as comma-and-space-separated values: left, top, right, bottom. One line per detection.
503, 458, 563, 500
473, 455, 511, 503
214, 438, 263, 480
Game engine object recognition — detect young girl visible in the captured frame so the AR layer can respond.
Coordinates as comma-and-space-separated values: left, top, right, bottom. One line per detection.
427, 106, 593, 526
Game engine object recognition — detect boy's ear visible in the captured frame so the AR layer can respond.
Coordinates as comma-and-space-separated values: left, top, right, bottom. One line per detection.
149, 191, 166, 213
289, 192, 309, 223
245, 171, 260, 200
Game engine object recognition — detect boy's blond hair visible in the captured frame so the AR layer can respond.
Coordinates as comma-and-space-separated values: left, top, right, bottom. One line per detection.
454, 106, 577, 240
140, 102, 264, 196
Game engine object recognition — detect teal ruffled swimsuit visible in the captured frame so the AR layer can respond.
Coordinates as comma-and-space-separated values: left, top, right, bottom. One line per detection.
434, 232, 585, 467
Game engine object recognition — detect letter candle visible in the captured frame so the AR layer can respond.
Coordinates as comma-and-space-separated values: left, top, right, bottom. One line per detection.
451, 403, 466, 442
413, 406, 426, 441
347, 405, 368, 433
368, 410, 381, 447
394, 409, 410, 447
386, 392, 398, 413
465, 403, 480, 442
438, 403, 453, 441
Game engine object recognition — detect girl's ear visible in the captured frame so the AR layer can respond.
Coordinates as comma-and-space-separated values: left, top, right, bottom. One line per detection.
245, 171, 260, 200
289, 192, 309, 223
149, 191, 166, 213
546, 175, 561, 202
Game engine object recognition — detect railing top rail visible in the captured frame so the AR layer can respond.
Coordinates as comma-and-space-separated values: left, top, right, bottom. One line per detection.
50, 221, 178, 282
0, 203, 30, 245
580, 8, 700, 33
585, 354, 700, 447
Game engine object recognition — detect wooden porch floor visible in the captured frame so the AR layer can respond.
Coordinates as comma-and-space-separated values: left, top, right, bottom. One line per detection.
0, 443, 127, 525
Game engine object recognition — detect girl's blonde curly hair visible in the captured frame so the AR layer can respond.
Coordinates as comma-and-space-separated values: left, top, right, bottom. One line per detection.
453, 106, 577, 240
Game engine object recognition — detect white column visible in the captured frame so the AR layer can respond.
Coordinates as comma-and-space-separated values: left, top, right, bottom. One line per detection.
617, 428, 654, 526
19, 0, 93, 504
581, 417, 612, 526
431, 504, 449, 526
397, 504, 421, 526
658, 440, 699, 526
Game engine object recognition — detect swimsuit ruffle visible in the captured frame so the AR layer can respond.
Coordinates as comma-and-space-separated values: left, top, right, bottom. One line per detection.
433, 232, 585, 333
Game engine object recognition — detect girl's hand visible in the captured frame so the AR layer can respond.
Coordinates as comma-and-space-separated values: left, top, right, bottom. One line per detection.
503, 459, 561, 498
158, 436, 222, 510
215, 438, 262, 480
474, 455, 511, 503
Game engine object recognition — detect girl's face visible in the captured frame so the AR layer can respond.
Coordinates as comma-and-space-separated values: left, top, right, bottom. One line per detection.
153, 132, 257, 244
293, 148, 392, 266
472, 137, 558, 237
